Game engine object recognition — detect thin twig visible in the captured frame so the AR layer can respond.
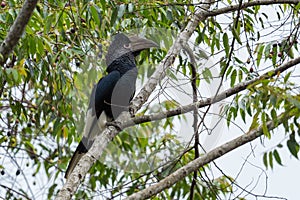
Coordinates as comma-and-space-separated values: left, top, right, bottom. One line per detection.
125, 108, 296, 200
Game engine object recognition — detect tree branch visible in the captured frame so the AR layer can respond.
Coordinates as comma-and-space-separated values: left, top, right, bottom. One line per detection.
0, 0, 39, 98
0, 184, 30, 200
0, 0, 38, 65
56, 116, 124, 199
205, 0, 299, 17
181, 41, 199, 200
122, 55, 300, 128
124, 108, 296, 200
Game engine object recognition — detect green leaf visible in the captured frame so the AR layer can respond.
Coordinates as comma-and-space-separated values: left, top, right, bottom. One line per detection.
128, 3, 134, 13
117, 4, 126, 18
238, 69, 243, 82
284, 71, 291, 83
90, 5, 101, 27
246, 102, 252, 116
264, 43, 271, 60
211, 33, 216, 54
44, 14, 54, 34
230, 69, 237, 87
36, 37, 44, 55
259, 17, 264, 28
196, 49, 209, 60
226, 112, 232, 127
288, 48, 294, 59
202, 67, 212, 83
273, 149, 283, 165
256, 44, 264, 66
166, 9, 173, 21
250, 112, 259, 130
261, 112, 271, 139
48, 184, 58, 199
110, 6, 118, 26
269, 151, 273, 169
277, 143, 283, 148
295, 2, 300, 10
287, 139, 299, 159
24, 141, 34, 150
232, 27, 242, 44
270, 95, 277, 107
223, 33, 229, 57
215, 32, 220, 50
272, 45, 278, 66
263, 152, 268, 168
287, 95, 300, 109
43, 38, 52, 53
240, 108, 246, 123
225, 65, 233, 79
271, 109, 277, 125
6, 68, 20, 83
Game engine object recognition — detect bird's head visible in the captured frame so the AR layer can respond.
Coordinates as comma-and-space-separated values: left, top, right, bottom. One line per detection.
105, 33, 158, 67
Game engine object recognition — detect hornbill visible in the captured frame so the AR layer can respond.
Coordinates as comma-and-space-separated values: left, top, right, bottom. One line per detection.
65, 33, 158, 179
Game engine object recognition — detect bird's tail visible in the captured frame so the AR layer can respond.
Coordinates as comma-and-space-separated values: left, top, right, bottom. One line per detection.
65, 141, 88, 179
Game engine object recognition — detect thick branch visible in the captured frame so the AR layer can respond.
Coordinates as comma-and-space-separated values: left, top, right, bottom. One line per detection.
0, 0, 38, 65
125, 109, 296, 200
56, 116, 123, 199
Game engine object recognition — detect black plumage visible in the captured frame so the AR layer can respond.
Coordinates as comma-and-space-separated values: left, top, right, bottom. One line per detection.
65, 33, 157, 178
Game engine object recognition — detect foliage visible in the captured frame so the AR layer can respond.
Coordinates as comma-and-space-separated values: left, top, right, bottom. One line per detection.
0, 0, 300, 199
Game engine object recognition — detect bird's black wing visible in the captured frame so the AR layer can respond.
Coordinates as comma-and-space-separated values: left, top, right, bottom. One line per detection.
65, 71, 121, 178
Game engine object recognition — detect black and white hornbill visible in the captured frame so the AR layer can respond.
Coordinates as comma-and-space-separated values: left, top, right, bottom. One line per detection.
65, 33, 158, 178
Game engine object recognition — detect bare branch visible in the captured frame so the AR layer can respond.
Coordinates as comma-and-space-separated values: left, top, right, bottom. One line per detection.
181, 42, 199, 200
0, 184, 30, 200
124, 108, 296, 200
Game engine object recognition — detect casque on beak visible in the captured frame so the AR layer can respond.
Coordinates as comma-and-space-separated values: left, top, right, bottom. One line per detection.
128, 35, 159, 54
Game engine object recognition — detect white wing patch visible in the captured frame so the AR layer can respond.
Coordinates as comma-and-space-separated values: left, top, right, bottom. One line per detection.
98, 111, 107, 131
83, 108, 108, 141
83, 108, 95, 138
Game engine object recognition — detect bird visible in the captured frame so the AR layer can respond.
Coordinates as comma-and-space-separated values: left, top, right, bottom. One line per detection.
65, 33, 158, 179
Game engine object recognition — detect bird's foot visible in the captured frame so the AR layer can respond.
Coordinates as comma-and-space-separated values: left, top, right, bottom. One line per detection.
129, 107, 135, 118
106, 121, 123, 131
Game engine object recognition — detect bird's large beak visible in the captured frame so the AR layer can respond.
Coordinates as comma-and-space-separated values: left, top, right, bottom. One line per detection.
128, 35, 158, 53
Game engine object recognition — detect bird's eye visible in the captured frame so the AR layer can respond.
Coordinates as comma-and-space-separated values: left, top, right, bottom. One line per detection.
124, 43, 131, 49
